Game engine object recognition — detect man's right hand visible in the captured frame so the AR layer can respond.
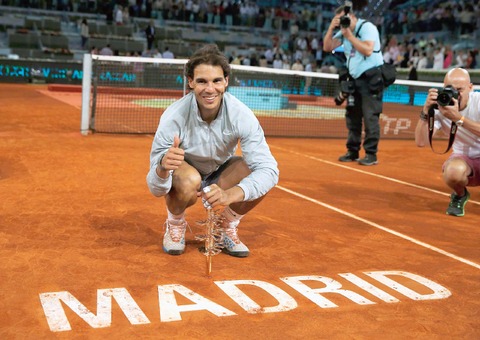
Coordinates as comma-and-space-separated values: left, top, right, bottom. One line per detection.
157, 135, 184, 178
329, 15, 341, 31
423, 88, 438, 113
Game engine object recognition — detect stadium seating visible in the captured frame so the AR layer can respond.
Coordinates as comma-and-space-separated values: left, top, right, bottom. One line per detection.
41, 34, 69, 50
8, 32, 41, 49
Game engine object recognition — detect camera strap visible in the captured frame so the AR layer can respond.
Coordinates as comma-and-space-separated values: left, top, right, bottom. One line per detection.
355, 21, 381, 55
427, 106, 457, 154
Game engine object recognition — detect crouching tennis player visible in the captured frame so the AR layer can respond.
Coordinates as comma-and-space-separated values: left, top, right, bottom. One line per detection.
146, 44, 279, 257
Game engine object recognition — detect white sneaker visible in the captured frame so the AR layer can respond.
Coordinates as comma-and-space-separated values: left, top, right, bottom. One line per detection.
221, 220, 249, 257
163, 219, 187, 255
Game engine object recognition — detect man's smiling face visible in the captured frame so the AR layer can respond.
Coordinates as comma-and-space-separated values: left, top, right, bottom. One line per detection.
188, 64, 228, 122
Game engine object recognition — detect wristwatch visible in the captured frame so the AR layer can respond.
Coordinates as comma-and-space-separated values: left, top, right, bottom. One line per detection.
456, 116, 465, 127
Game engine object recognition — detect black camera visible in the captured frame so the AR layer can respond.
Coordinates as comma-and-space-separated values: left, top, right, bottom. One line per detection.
437, 85, 459, 106
340, 1, 352, 28
334, 80, 355, 107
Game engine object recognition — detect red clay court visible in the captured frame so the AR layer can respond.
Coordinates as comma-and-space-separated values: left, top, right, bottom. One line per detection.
0, 83, 479, 339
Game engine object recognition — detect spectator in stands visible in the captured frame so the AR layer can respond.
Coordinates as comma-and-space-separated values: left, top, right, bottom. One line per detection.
417, 36, 428, 50
80, 18, 89, 50
442, 5, 455, 33
259, 55, 268, 68
427, 34, 438, 47
293, 49, 303, 63
162, 47, 174, 59
443, 45, 453, 69
142, 49, 153, 57
309, 35, 319, 61
230, 54, 243, 65
242, 54, 251, 66
466, 50, 477, 69
454, 50, 466, 68
282, 54, 291, 70
417, 52, 429, 70
410, 49, 420, 69
192, 0, 200, 23
146, 44, 279, 257
152, 49, 163, 58
320, 60, 337, 74
99, 44, 114, 56
123, 6, 130, 25
249, 53, 259, 67
324, 2, 385, 166
145, 20, 156, 50
291, 57, 304, 93
264, 48, 274, 66
415, 68, 480, 217
383, 47, 393, 64
432, 46, 445, 70
115, 5, 124, 25
272, 53, 283, 70
185, 0, 193, 21
394, 44, 407, 67
296, 35, 308, 52
459, 4, 476, 35
291, 58, 304, 71
387, 36, 400, 63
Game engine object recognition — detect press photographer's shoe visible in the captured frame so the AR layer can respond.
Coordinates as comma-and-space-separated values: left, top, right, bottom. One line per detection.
446, 189, 470, 217
338, 151, 359, 162
358, 154, 378, 166
163, 219, 188, 255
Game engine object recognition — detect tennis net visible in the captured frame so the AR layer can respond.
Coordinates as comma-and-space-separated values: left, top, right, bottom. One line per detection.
81, 54, 451, 139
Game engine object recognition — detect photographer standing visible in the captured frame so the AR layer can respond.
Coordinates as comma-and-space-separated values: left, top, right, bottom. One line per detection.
415, 68, 480, 217
324, 1, 384, 166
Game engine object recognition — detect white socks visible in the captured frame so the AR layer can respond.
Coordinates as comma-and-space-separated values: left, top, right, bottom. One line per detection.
167, 209, 185, 223
167, 206, 243, 226
222, 206, 244, 226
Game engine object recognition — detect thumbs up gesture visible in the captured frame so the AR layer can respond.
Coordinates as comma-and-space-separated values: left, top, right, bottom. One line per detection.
159, 135, 184, 173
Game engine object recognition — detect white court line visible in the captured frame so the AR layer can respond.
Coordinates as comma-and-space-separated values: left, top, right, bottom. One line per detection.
276, 185, 480, 270
271, 145, 480, 206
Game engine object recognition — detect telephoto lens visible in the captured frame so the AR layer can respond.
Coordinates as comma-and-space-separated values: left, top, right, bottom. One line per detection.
340, 0, 352, 28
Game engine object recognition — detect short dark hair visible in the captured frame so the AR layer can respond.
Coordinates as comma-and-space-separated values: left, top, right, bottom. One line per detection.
185, 44, 231, 80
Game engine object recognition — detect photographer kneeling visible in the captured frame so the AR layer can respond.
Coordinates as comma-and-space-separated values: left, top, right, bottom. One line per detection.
415, 68, 480, 217
324, 1, 385, 166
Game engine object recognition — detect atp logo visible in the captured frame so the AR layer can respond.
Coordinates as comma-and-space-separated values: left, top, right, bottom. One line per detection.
381, 115, 412, 135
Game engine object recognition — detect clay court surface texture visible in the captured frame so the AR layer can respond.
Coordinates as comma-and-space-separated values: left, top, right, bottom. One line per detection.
1, 83, 479, 339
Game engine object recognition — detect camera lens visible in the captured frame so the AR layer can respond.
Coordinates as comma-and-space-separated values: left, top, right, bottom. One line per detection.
340, 15, 351, 28
437, 93, 452, 107
437, 86, 458, 106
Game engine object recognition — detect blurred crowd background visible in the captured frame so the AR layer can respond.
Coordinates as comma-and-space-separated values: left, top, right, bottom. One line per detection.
0, 0, 478, 75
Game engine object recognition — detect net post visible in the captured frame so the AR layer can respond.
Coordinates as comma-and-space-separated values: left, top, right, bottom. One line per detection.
80, 53, 92, 136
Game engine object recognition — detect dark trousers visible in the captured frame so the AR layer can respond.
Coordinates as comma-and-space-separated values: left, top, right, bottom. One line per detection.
147, 38, 154, 50
345, 74, 383, 155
